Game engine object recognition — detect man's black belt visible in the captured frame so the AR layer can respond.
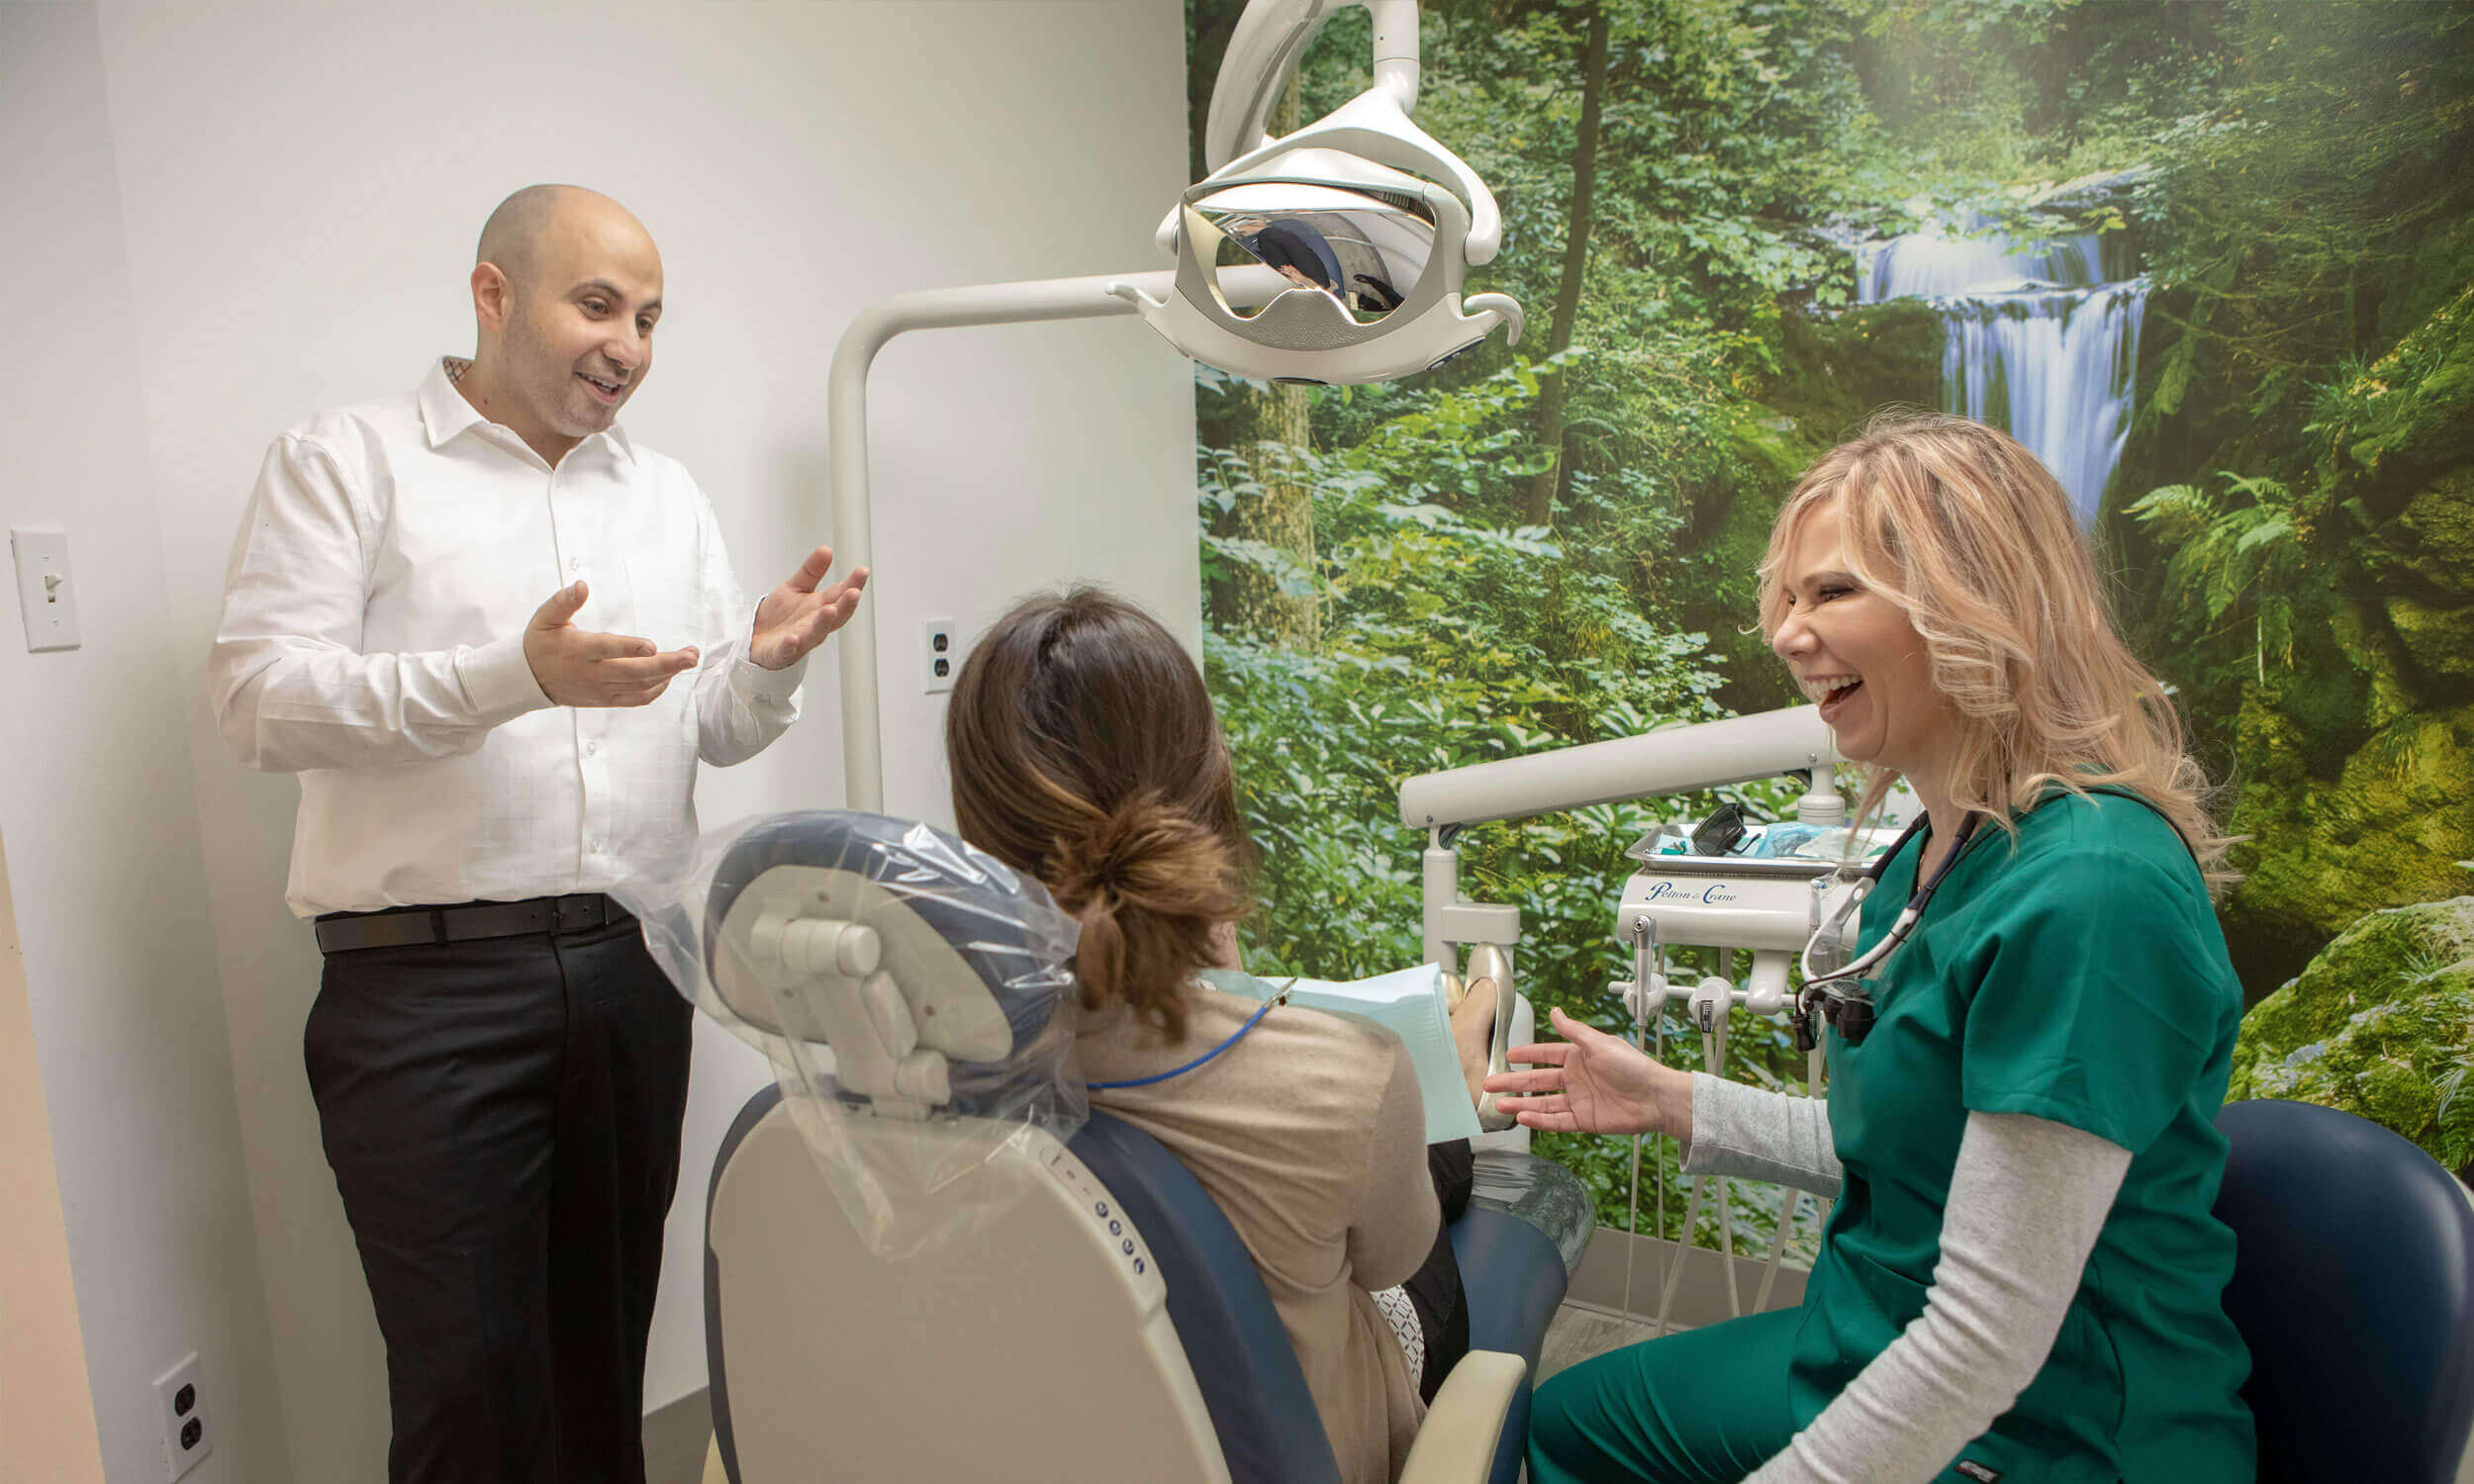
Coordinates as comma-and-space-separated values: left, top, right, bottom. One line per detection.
314, 893, 633, 955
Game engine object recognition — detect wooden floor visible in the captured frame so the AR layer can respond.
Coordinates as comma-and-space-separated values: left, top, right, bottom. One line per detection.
1537, 1297, 1671, 1385
648, 1299, 1677, 1484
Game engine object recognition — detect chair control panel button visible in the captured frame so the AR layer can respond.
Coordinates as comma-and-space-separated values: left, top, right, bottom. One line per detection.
1043, 1144, 1164, 1303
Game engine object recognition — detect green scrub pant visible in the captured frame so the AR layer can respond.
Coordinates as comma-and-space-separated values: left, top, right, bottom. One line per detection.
1528, 1307, 1800, 1484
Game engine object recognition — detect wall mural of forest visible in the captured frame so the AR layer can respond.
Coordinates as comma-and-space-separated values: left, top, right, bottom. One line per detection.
1185, 0, 2473, 1248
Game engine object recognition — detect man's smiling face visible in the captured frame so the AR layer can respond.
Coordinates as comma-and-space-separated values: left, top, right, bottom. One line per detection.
487, 194, 663, 462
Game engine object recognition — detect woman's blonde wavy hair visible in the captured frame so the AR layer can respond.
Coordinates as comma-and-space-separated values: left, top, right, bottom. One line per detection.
1756, 411, 2236, 891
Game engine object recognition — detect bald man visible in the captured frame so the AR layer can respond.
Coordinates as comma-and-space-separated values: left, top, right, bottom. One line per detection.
208, 185, 866, 1484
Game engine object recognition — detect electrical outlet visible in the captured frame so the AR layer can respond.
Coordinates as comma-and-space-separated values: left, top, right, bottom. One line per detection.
152, 1351, 212, 1482
923, 617, 957, 694
10, 528, 79, 653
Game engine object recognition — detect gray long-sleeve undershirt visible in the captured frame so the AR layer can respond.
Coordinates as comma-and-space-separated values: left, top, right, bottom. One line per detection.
1679, 1073, 2131, 1484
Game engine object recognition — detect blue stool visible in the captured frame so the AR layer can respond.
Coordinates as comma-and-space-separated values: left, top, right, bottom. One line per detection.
2214, 1098, 2474, 1483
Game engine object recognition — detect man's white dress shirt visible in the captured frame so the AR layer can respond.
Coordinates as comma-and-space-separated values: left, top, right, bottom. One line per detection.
210, 357, 806, 917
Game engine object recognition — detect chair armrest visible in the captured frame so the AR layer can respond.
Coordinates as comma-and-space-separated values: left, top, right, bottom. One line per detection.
1397, 1349, 1528, 1484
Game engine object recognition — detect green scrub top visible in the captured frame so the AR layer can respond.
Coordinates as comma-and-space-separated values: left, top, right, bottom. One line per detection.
1790, 788, 2256, 1481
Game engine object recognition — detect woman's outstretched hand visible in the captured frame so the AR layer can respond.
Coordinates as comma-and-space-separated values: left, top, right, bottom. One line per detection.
1481, 1006, 1685, 1140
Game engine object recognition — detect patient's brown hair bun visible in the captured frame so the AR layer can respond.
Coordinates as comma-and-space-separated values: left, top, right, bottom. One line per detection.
945, 587, 1252, 1043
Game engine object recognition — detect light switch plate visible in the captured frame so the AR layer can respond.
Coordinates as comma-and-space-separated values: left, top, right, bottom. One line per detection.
11, 528, 79, 653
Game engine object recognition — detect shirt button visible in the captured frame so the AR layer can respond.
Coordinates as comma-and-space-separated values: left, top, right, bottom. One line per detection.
569, 557, 581, 573
585, 741, 599, 757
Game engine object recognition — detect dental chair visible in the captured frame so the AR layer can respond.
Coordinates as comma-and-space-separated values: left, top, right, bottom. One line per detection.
681, 812, 1588, 1484
2212, 1098, 2474, 1484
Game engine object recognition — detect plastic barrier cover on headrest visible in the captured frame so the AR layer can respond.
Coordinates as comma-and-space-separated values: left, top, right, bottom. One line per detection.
614, 810, 1084, 1259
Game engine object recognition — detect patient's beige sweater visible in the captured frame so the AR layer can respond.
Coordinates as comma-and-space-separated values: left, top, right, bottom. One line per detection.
1077, 979, 1438, 1484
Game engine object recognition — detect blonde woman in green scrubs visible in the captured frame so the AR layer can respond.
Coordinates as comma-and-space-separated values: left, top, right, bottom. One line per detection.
1488, 414, 2255, 1484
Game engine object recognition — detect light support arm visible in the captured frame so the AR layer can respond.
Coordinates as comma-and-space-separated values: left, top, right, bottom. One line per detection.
1396, 705, 1838, 833
1369, 0, 1421, 109
1204, 0, 1426, 173
828, 265, 1291, 812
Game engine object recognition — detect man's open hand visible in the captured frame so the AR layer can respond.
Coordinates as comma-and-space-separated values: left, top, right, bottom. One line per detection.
523, 581, 699, 707
750, 545, 869, 671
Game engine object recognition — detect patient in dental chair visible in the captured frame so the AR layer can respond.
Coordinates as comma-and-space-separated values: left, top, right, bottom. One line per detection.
945, 586, 1499, 1484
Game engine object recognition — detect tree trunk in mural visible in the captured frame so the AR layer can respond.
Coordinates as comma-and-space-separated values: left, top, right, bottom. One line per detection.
1520, 2, 1610, 529
1212, 69, 1320, 648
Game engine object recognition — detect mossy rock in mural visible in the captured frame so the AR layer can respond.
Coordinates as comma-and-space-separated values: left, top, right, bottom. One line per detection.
2386, 595, 2474, 694
2223, 694, 2474, 997
1770, 299, 1943, 439
2229, 895, 2474, 1173
2216, 290, 2474, 995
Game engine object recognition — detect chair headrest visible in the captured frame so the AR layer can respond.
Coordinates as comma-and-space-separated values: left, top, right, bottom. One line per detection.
623, 810, 1086, 1256
624, 809, 1080, 1119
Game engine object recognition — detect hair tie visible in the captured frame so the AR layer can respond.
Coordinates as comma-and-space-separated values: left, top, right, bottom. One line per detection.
1052, 801, 1148, 909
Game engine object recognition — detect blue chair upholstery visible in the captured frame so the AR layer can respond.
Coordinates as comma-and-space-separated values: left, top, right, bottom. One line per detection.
702, 1080, 782, 1484
1068, 1111, 1346, 1484
2213, 1098, 2474, 1484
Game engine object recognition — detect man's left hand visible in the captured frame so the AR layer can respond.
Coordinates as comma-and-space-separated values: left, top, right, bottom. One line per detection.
750, 545, 870, 671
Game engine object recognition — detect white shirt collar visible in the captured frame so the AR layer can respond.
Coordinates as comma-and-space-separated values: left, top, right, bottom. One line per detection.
419, 356, 636, 465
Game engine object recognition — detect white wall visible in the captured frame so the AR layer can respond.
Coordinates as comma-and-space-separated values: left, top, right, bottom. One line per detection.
9, 1, 1199, 1479
0, 7, 290, 1482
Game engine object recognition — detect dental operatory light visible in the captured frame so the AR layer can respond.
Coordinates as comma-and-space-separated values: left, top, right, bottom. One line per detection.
826, 0, 1524, 813
1115, 0, 1523, 385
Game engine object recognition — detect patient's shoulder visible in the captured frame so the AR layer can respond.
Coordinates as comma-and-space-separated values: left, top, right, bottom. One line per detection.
1188, 969, 1409, 1068
1083, 977, 1418, 1156
1267, 1000, 1414, 1075
1211, 991, 1415, 1129
1184, 976, 1401, 1062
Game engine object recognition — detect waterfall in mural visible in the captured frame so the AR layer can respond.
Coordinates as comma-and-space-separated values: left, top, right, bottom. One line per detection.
1858, 219, 2147, 526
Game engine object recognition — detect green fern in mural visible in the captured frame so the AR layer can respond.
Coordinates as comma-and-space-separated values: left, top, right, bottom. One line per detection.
2128, 471, 2304, 680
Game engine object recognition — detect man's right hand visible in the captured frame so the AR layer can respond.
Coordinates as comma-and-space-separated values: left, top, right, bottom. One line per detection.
523, 581, 699, 707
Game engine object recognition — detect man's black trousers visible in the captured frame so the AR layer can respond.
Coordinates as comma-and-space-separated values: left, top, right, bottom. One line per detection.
306, 916, 693, 1484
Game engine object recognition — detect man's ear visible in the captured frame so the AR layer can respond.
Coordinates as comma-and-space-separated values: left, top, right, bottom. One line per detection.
471, 262, 512, 334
